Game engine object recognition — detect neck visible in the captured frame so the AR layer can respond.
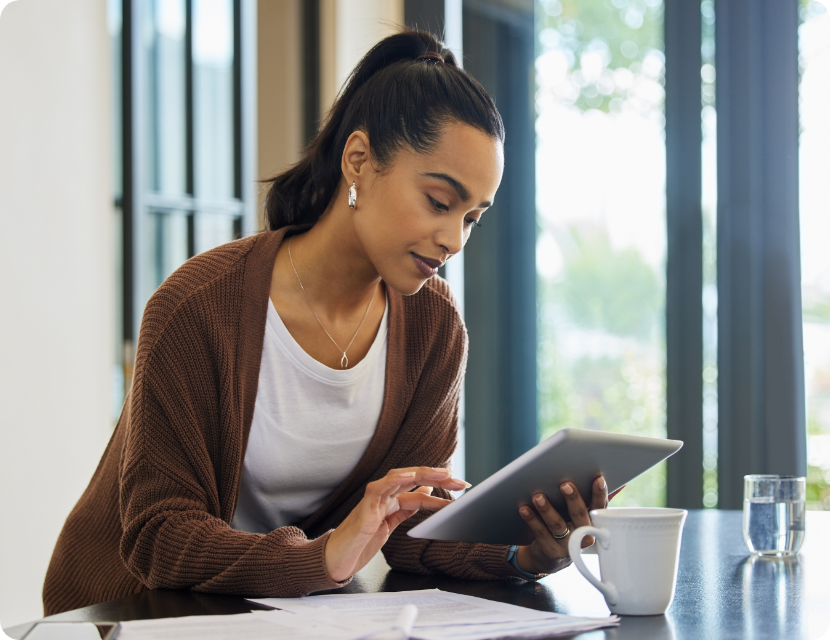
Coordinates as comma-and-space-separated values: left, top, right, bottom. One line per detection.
284, 201, 381, 318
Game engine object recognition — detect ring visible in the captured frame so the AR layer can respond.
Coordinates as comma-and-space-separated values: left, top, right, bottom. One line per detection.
552, 524, 570, 540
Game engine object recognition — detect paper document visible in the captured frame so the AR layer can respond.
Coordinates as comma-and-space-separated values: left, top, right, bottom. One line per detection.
409, 617, 620, 640
117, 609, 388, 640
248, 589, 619, 638
117, 590, 617, 640
250, 589, 558, 627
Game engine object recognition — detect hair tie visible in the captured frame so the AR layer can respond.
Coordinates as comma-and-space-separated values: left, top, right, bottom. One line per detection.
415, 51, 444, 64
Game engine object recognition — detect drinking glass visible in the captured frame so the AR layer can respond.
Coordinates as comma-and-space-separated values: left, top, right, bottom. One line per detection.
743, 475, 806, 556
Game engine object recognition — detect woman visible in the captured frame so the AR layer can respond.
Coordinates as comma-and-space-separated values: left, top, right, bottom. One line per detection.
43, 29, 610, 615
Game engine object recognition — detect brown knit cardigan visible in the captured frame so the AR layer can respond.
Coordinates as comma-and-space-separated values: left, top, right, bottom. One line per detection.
43, 228, 523, 615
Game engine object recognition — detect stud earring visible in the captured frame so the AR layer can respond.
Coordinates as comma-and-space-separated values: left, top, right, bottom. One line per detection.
348, 182, 357, 209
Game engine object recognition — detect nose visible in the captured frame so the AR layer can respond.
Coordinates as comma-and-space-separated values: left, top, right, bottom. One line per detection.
436, 217, 466, 259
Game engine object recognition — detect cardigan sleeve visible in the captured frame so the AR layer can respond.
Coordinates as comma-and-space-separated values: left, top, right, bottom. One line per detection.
117, 346, 349, 598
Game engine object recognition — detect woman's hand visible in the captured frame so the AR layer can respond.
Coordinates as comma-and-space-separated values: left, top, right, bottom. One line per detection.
325, 467, 468, 582
515, 477, 625, 576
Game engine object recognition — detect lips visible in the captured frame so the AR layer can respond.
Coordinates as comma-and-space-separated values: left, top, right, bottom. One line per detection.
411, 253, 443, 278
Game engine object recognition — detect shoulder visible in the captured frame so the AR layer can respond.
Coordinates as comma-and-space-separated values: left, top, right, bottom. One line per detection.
399, 276, 468, 364
137, 234, 260, 355
403, 276, 464, 332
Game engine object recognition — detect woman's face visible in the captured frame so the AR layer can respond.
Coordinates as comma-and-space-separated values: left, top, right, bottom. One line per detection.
351, 122, 504, 296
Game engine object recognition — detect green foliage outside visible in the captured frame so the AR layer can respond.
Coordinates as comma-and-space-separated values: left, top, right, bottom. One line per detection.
537, 0, 663, 113
557, 228, 661, 340
800, 0, 830, 510
807, 404, 830, 510
803, 297, 830, 325
536, 0, 667, 507
539, 224, 666, 507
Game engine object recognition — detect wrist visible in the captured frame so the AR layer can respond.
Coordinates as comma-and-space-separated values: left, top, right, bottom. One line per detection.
515, 545, 539, 575
324, 528, 351, 583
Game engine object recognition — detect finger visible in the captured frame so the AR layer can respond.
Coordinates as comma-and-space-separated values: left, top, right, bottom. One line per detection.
589, 475, 609, 510
397, 492, 451, 512
391, 466, 453, 482
396, 467, 471, 490
386, 508, 418, 531
531, 493, 570, 541
390, 482, 470, 504
389, 478, 469, 501
368, 472, 417, 501
377, 468, 462, 500
518, 505, 567, 560
386, 491, 434, 531
608, 485, 626, 501
560, 482, 594, 548
384, 491, 436, 531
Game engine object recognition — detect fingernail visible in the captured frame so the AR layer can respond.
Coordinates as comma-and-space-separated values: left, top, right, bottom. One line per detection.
520, 507, 531, 517
561, 483, 574, 495
400, 472, 415, 478
534, 494, 546, 507
460, 480, 473, 488
597, 477, 606, 490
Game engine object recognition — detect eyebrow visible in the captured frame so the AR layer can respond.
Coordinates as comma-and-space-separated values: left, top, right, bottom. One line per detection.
421, 172, 493, 208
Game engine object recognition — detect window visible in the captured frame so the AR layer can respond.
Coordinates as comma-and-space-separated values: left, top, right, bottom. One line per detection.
113, 0, 254, 408
799, 0, 830, 510
140, 0, 244, 301
535, 0, 668, 506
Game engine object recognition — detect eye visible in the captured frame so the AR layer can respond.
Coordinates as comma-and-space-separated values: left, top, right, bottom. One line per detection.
427, 195, 450, 212
465, 218, 483, 229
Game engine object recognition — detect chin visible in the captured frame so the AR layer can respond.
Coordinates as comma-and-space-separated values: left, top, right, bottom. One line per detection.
383, 273, 429, 297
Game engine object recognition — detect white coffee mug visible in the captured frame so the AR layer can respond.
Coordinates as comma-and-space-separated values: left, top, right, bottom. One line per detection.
567, 507, 687, 616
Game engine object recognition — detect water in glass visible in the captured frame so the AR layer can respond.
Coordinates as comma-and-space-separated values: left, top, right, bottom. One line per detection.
743, 497, 805, 556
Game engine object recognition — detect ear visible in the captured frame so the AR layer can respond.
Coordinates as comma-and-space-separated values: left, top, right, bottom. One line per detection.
341, 131, 371, 185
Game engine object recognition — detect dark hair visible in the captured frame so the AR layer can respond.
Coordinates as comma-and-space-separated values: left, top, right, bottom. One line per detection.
263, 29, 504, 230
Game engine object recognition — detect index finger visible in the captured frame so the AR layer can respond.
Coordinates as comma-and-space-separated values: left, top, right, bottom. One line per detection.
379, 467, 468, 499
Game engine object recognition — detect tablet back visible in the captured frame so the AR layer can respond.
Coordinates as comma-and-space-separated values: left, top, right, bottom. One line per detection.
408, 428, 683, 545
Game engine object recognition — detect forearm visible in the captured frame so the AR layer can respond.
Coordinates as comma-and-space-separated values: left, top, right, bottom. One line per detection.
123, 511, 347, 596
382, 507, 573, 581
120, 465, 348, 597
381, 507, 520, 580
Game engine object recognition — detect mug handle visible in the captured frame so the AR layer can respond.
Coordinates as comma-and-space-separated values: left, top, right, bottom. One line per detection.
567, 526, 619, 606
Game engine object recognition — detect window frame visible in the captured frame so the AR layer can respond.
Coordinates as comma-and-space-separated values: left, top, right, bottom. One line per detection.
117, 0, 257, 395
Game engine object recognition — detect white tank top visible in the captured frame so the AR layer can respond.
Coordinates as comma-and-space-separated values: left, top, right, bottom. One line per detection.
231, 297, 388, 534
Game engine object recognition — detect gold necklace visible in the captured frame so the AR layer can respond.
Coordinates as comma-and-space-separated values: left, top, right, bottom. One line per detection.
288, 238, 377, 369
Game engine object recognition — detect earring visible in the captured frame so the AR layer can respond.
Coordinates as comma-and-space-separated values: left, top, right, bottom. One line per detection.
348, 182, 357, 209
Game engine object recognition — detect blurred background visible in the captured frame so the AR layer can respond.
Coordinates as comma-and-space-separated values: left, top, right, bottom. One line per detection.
1, 0, 828, 628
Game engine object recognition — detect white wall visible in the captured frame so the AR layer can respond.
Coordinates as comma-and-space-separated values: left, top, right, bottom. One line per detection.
320, 0, 404, 117
0, 0, 114, 629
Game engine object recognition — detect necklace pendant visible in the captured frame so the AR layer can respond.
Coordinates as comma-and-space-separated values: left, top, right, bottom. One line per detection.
341, 353, 349, 368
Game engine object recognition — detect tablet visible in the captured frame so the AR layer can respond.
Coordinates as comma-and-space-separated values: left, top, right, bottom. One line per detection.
408, 428, 683, 546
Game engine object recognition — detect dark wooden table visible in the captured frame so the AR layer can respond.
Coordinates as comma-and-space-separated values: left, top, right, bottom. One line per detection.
7, 510, 830, 639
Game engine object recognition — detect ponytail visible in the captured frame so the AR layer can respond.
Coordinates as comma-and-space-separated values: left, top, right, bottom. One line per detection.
263, 29, 504, 230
